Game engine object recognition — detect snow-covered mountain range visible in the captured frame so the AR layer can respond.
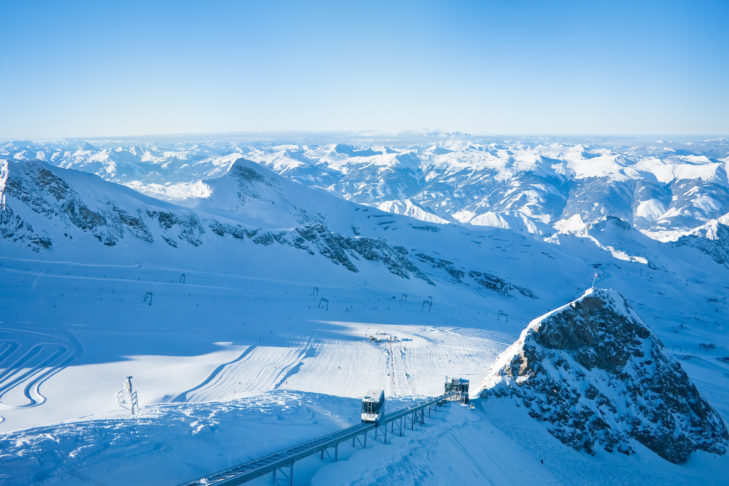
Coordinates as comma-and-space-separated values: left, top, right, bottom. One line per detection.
4, 135, 728, 245
1, 134, 728, 485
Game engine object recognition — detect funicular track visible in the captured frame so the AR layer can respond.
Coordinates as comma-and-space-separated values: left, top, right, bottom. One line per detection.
181, 392, 458, 486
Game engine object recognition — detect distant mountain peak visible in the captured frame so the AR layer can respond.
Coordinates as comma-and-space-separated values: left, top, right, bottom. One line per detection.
228, 157, 268, 177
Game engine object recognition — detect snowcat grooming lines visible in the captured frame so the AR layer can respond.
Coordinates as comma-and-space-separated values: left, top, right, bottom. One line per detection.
361, 390, 385, 423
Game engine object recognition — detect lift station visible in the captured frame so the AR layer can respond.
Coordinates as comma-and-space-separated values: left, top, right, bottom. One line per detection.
444, 377, 470, 403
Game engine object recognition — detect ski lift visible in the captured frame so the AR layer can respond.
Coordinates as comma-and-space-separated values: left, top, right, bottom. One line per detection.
421, 296, 433, 312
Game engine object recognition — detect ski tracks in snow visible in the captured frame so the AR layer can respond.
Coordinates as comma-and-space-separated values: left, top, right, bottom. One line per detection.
171, 345, 259, 402
386, 339, 414, 397
172, 338, 316, 403
0, 328, 81, 416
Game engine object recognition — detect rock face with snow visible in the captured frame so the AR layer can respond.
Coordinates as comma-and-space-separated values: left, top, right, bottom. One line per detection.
0, 158, 543, 297
673, 214, 729, 266
0, 159, 200, 249
480, 288, 728, 464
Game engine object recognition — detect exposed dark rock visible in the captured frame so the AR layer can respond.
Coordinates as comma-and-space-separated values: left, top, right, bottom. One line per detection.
2, 161, 160, 248
147, 210, 204, 246
252, 232, 275, 246
227, 158, 274, 204
111, 206, 153, 243
415, 253, 464, 281
208, 221, 257, 240
293, 224, 434, 282
62, 199, 107, 231
162, 236, 178, 248
481, 289, 728, 464
411, 225, 440, 232
413, 252, 535, 297
231, 164, 264, 183
0, 203, 53, 251
37, 168, 72, 200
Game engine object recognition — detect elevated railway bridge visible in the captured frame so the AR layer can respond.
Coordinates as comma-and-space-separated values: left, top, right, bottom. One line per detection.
181, 381, 469, 486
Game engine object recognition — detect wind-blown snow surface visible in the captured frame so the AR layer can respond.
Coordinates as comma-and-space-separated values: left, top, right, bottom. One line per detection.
0, 135, 728, 485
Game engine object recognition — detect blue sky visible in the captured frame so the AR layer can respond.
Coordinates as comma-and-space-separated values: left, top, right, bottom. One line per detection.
1, 0, 727, 138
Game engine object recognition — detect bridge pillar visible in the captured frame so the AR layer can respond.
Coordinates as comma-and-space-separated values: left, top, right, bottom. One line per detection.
272, 462, 294, 485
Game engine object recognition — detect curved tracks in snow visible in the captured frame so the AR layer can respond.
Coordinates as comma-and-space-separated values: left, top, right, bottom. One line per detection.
0, 328, 81, 411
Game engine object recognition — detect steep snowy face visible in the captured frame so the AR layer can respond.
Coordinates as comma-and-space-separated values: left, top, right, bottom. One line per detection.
480, 288, 729, 464
673, 214, 729, 266
0, 159, 204, 250
190, 157, 363, 232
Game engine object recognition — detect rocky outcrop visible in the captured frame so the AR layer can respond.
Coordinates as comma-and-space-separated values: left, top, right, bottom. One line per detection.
1, 160, 158, 247
480, 288, 728, 463
413, 253, 536, 297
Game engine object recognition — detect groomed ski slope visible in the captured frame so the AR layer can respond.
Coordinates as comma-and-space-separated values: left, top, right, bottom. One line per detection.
0, 253, 510, 433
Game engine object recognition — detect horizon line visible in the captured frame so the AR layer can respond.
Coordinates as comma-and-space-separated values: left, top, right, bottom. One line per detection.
2, 130, 728, 144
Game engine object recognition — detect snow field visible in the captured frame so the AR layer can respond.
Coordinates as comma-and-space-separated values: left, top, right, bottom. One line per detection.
0, 254, 512, 434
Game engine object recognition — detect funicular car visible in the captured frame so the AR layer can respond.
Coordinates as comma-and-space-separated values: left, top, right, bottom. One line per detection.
361, 389, 385, 423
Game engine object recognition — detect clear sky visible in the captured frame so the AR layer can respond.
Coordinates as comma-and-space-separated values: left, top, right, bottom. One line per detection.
1, 0, 727, 138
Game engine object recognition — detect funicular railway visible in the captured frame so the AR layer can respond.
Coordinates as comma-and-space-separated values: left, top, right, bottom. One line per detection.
181, 378, 470, 486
